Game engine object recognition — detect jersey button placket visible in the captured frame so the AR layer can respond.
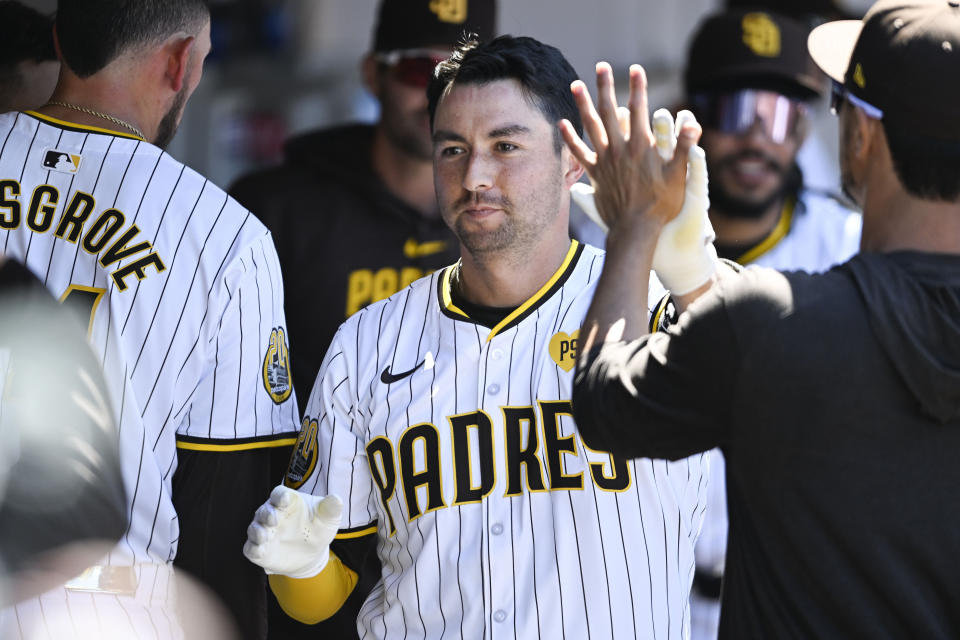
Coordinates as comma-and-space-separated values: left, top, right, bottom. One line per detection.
480, 338, 511, 635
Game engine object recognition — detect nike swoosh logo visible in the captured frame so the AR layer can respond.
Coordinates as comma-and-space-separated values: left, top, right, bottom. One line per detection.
403, 238, 448, 259
381, 361, 425, 384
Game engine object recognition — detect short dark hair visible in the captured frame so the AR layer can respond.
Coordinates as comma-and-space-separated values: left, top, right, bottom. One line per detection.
882, 120, 960, 202
56, 0, 210, 78
427, 35, 582, 153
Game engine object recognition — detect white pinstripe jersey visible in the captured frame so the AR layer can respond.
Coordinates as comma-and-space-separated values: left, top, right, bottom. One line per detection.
0, 110, 298, 572
290, 240, 708, 640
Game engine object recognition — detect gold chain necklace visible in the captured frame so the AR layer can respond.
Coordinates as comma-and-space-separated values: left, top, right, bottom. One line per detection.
45, 101, 145, 139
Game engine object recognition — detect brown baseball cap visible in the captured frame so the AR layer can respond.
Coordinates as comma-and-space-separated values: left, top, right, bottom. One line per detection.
685, 9, 826, 99
373, 0, 497, 53
808, 0, 960, 140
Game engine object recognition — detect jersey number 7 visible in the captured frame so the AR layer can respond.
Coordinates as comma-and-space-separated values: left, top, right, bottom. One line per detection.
60, 284, 107, 335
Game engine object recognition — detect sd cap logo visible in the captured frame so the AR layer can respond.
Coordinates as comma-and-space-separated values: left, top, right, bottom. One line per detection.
429, 0, 467, 24
742, 13, 781, 58
263, 327, 293, 404
42, 149, 82, 174
549, 330, 579, 373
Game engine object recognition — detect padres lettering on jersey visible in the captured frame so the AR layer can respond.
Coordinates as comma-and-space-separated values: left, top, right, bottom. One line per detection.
0, 111, 299, 639
291, 240, 707, 640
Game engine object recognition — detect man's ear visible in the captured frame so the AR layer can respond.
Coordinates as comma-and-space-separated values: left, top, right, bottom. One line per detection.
562, 144, 585, 187
165, 35, 196, 92
361, 54, 381, 99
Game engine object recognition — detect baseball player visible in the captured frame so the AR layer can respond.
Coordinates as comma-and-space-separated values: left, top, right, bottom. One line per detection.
0, 1, 298, 638
244, 36, 711, 639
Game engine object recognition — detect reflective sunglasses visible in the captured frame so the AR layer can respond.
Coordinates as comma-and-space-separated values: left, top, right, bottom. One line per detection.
376, 49, 448, 88
829, 80, 884, 120
691, 89, 809, 143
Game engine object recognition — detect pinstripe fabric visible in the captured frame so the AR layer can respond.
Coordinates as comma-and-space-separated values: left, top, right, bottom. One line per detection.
298, 242, 708, 639
0, 111, 299, 639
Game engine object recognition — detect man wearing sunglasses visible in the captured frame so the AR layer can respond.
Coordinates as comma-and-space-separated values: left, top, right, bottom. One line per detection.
231, 3, 496, 637
230, 0, 496, 413
681, 9, 862, 640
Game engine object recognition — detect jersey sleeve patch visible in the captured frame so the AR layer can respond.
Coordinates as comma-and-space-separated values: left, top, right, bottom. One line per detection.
262, 327, 293, 404
175, 432, 297, 452
284, 415, 319, 489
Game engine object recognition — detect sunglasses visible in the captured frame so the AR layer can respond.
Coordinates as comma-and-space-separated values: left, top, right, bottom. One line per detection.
376, 49, 448, 88
691, 89, 809, 143
829, 80, 884, 120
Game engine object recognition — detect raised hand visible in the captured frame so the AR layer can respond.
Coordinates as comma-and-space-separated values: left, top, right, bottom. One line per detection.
559, 63, 701, 235
243, 485, 342, 579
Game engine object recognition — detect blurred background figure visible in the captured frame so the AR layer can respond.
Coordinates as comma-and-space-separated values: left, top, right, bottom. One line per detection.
680, 8, 861, 640
0, 1, 58, 113
230, 0, 497, 412
0, 256, 125, 606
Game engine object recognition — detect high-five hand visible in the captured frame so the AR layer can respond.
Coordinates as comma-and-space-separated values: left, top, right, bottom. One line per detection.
560, 63, 699, 235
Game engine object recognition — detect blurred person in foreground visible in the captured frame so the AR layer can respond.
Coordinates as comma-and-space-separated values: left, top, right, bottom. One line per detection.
570, 0, 960, 636
230, 0, 497, 410
0, 256, 125, 606
681, 10, 862, 639
0, 1, 59, 113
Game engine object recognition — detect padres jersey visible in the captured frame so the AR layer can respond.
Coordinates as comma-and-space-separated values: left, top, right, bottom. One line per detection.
290, 240, 707, 639
0, 111, 298, 637
691, 188, 861, 640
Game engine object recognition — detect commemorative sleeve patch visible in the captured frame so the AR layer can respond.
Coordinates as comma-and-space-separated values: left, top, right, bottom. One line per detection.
285, 416, 318, 489
262, 327, 292, 404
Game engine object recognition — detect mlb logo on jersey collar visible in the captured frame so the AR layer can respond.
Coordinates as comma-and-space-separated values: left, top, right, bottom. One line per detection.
42, 149, 82, 174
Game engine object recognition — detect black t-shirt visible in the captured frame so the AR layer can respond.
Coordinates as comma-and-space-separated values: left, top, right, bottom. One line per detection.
574, 254, 960, 638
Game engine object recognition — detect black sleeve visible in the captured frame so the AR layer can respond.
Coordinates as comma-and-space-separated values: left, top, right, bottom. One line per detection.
573, 281, 742, 461
0, 261, 127, 581
172, 439, 294, 640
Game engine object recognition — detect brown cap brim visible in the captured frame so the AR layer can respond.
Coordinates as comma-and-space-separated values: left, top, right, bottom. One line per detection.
807, 20, 863, 83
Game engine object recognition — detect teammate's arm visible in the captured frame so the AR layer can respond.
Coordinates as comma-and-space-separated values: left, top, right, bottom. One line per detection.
246, 320, 381, 623
172, 234, 299, 639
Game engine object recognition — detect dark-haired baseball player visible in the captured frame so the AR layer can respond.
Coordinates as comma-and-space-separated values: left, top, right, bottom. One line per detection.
245, 35, 711, 639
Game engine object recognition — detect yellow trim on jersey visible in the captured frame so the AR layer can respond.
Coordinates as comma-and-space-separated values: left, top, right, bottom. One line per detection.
736, 197, 795, 265
175, 437, 297, 452
24, 111, 146, 141
440, 240, 581, 341
439, 264, 470, 319
485, 240, 580, 341
335, 525, 378, 540
268, 552, 358, 625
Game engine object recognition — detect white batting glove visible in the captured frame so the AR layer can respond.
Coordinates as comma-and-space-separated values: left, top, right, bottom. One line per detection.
243, 485, 342, 579
569, 110, 718, 296
650, 108, 717, 295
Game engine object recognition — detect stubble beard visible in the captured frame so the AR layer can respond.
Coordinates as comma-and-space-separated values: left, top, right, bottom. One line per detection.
154, 85, 188, 150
